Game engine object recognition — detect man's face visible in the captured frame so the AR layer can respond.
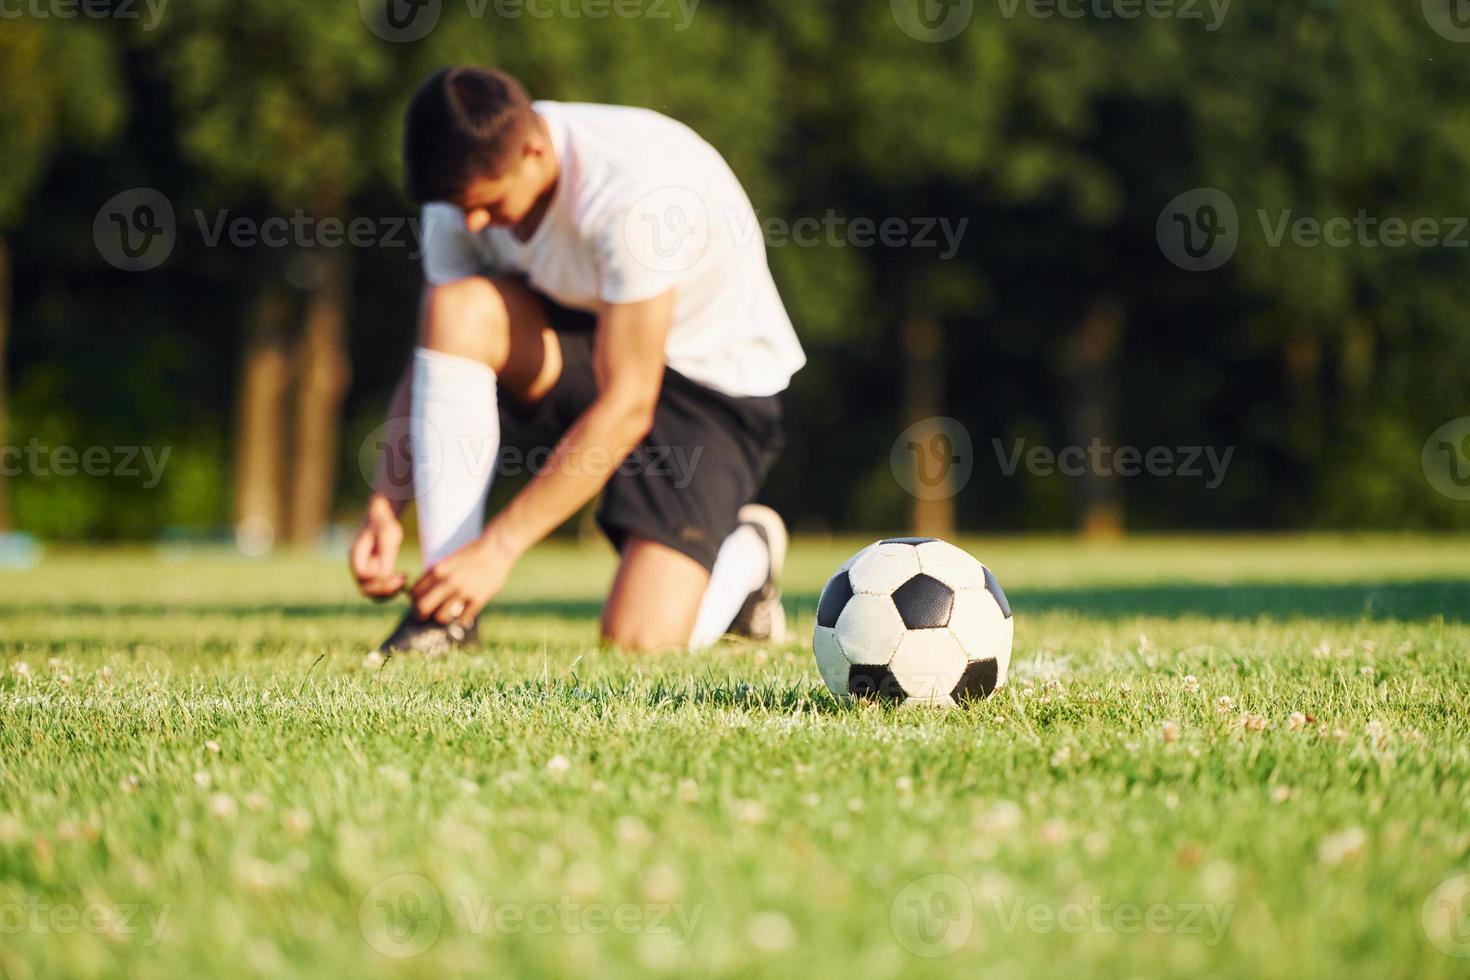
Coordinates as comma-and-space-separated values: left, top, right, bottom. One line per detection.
455, 144, 548, 233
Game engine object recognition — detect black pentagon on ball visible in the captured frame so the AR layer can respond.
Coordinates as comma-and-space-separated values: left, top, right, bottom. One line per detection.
879, 537, 937, 546
982, 565, 1013, 619
890, 573, 955, 629
816, 570, 854, 628
848, 664, 907, 702
952, 658, 1000, 702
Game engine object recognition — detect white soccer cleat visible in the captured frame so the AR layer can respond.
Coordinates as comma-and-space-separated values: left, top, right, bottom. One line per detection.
727, 504, 789, 644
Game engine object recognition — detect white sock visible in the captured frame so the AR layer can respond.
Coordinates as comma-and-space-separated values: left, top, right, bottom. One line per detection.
412, 347, 499, 568
688, 524, 770, 648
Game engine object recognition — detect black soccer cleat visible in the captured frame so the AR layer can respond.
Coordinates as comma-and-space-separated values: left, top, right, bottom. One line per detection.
727, 504, 788, 644
375, 612, 479, 658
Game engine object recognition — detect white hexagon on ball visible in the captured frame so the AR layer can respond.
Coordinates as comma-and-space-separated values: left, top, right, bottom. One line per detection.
890, 628, 968, 701
914, 539, 987, 590
848, 542, 922, 595
834, 593, 906, 665
812, 626, 850, 698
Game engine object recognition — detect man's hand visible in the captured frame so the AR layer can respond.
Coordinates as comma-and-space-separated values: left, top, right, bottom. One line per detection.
350, 495, 407, 601
409, 534, 516, 625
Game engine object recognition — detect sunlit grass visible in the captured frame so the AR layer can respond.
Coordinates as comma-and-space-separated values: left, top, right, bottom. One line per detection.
1, 536, 1468, 979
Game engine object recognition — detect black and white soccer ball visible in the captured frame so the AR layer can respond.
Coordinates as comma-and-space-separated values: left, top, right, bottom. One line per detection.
813, 538, 1013, 707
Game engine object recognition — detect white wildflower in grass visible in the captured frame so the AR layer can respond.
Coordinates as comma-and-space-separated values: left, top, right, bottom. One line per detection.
676, 779, 700, 804
282, 810, 312, 838
1038, 819, 1068, 847
1333, 728, 1349, 744
1288, 712, 1308, 732
1271, 786, 1291, 804
208, 793, 238, 820
641, 865, 683, 903
802, 793, 821, 808
895, 776, 914, 795
119, 774, 141, 794
1318, 827, 1367, 866
746, 911, 796, 953
1360, 665, 1375, 678
1216, 696, 1235, 714
733, 800, 767, 826
1161, 721, 1182, 743
1314, 642, 1332, 660
589, 779, 607, 796
0, 814, 24, 846
458, 779, 479, 795
193, 771, 212, 789
980, 800, 1024, 836
1050, 746, 1072, 768
1117, 683, 1133, 699
615, 815, 654, 848
1241, 714, 1267, 732
47, 657, 61, 669
244, 793, 268, 812
847, 797, 865, 814
57, 674, 72, 687
545, 755, 571, 777
1138, 633, 1153, 653
11, 662, 30, 679
360, 651, 385, 671
205, 740, 221, 755
1182, 675, 1200, 693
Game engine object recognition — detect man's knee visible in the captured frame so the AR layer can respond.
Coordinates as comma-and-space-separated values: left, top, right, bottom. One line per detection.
418, 277, 516, 367
599, 612, 691, 654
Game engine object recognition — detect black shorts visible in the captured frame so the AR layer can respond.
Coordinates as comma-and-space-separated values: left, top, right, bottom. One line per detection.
501, 296, 785, 571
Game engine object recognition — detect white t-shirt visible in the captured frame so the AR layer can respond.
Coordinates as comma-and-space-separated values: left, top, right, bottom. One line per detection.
420, 101, 806, 399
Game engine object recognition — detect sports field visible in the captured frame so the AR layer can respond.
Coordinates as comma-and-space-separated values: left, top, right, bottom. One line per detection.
2, 536, 1468, 979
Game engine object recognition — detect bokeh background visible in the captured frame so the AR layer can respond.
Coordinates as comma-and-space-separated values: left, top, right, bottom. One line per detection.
2, 0, 1469, 553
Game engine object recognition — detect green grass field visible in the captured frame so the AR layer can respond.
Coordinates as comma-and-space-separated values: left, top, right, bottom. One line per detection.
2, 536, 1469, 979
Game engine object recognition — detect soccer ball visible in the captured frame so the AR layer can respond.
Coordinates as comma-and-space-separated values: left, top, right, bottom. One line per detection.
812, 538, 1013, 707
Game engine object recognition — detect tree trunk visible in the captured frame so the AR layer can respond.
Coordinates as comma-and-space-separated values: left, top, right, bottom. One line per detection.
902, 312, 955, 539
233, 280, 293, 554
0, 236, 12, 533
286, 248, 352, 549
1065, 297, 1124, 539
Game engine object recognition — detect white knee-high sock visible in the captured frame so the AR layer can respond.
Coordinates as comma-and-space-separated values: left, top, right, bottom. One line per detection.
412, 347, 499, 569
688, 525, 770, 648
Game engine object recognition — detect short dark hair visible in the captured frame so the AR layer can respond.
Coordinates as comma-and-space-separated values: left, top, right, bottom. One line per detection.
403, 67, 537, 204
